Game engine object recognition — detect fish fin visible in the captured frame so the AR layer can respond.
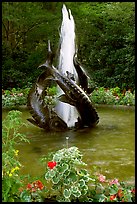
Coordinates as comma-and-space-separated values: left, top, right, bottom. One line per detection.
27, 118, 40, 128
58, 94, 75, 106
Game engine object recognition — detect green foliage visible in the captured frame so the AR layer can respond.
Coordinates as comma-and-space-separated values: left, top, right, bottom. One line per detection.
2, 110, 30, 202
88, 174, 135, 202
76, 2, 135, 90
2, 88, 30, 108
44, 146, 91, 202
91, 87, 135, 106
119, 90, 135, 106
44, 87, 58, 107
2, 2, 135, 90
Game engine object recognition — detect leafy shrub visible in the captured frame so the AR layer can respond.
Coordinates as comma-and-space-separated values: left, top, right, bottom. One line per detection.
91, 87, 135, 106
91, 87, 119, 105
2, 88, 30, 108
43, 146, 91, 202
119, 90, 135, 106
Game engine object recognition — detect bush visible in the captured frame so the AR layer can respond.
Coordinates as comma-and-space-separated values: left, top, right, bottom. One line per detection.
2, 88, 30, 108
91, 87, 135, 106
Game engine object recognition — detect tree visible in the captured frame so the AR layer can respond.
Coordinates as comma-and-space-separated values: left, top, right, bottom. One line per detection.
2, 2, 135, 90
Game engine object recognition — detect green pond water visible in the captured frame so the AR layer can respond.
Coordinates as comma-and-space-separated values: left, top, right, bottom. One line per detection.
2, 105, 135, 184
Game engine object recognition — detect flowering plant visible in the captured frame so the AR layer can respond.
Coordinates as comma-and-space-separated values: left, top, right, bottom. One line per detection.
91, 87, 135, 106
2, 110, 29, 202
44, 146, 92, 202
88, 172, 135, 202
20, 180, 46, 202
41, 146, 135, 202
2, 88, 30, 107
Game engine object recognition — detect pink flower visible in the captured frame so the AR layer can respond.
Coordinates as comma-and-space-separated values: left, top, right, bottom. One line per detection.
31, 188, 36, 192
48, 161, 57, 169
115, 96, 119, 100
18, 93, 23, 96
109, 178, 119, 186
98, 174, 106, 182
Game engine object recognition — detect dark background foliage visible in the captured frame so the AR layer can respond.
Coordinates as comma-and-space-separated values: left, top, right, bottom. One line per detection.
2, 2, 135, 91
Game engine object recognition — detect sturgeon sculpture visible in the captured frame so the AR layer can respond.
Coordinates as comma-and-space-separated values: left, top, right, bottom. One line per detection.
27, 42, 68, 131
27, 41, 99, 130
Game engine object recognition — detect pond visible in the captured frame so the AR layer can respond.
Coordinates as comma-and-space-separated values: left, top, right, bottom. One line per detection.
2, 105, 135, 184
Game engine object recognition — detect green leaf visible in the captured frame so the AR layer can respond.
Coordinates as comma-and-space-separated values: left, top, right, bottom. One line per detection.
79, 179, 85, 187
45, 171, 51, 180
71, 186, 79, 193
72, 190, 81, 198
63, 189, 71, 198
109, 187, 118, 195
49, 169, 56, 178
69, 172, 78, 182
81, 188, 88, 196
64, 169, 70, 177
71, 186, 81, 197
98, 194, 107, 202
52, 176, 60, 184
64, 178, 71, 185
58, 163, 69, 173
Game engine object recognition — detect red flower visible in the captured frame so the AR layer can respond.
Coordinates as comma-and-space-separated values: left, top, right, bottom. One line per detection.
117, 189, 123, 198
131, 188, 135, 194
27, 183, 32, 189
48, 161, 57, 169
34, 180, 44, 190
110, 194, 117, 201
26, 180, 44, 192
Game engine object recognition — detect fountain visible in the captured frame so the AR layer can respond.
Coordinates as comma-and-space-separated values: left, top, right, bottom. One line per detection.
27, 4, 99, 131
55, 4, 78, 127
